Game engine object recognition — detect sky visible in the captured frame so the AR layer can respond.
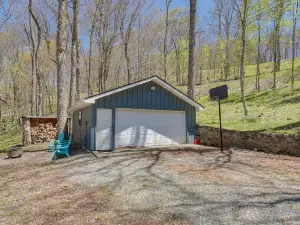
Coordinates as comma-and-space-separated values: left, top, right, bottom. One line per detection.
157, 0, 214, 26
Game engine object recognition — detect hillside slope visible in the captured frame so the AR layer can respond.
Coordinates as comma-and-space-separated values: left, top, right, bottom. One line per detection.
181, 59, 300, 135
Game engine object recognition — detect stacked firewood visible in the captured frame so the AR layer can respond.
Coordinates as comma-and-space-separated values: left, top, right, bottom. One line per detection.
31, 123, 57, 144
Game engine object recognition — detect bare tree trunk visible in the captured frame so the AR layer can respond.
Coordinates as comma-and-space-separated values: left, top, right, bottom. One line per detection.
125, 43, 131, 83
148, 45, 151, 77
87, 1, 101, 96
28, 0, 42, 116
292, 0, 299, 90
56, 0, 68, 134
37, 69, 43, 115
275, 0, 285, 72
273, 21, 277, 90
224, 28, 230, 80
28, 0, 36, 116
75, 0, 80, 101
275, 22, 281, 72
187, 0, 196, 98
237, 0, 248, 116
88, 24, 94, 96
256, 2, 261, 92
120, 0, 141, 84
163, 0, 172, 81
69, 0, 79, 106
137, 11, 141, 80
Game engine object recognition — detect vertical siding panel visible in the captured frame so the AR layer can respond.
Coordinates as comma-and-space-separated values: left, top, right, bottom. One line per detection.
142, 82, 147, 108
185, 104, 189, 143
128, 88, 133, 108
187, 104, 194, 144
103, 96, 107, 107
157, 85, 161, 109
188, 104, 192, 143
191, 107, 196, 140
98, 98, 102, 107
172, 94, 176, 109
177, 96, 181, 110
115, 93, 119, 108
111, 108, 116, 149
118, 90, 127, 108
160, 88, 165, 110
125, 90, 128, 108
111, 93, 116, 108
170, 94, 174, 109
132, 86, 137, 108
147, 82, 152, 109
182, 101, 185, 111
109, 95, 113, 108
138, 86, 141, 108
168, 92, 172, 109
119, 91, 123, 107
115, 92, 119, 107
161, 89, 167, 109
143, 83, 151, 109
91, 104, 96, 150
152, 82, 157, 109
108, 95, 111, 108
165, 90, 170, 110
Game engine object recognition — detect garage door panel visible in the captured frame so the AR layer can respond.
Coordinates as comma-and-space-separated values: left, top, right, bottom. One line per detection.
96, 109, 112, 150
115, 109, 186, 148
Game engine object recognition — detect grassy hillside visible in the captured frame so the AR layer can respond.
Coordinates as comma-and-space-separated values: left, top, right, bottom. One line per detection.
179, 59, 300, 135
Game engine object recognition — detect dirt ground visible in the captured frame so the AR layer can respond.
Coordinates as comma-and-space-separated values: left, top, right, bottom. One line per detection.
0, 144, 300, 225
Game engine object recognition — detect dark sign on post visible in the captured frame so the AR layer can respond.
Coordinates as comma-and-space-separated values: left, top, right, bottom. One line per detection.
209, 85, 228, 100
209, 85, 228, 152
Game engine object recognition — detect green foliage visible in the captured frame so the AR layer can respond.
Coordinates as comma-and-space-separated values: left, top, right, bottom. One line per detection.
231, 39, 242, 66
216, 39, 226, 69
177, 37, 189, 80
200, 44, 210, 69
9, 62, 26, 81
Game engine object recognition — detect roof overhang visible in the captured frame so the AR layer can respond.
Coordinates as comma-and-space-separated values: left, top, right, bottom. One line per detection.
68, 76, 205, 113
68, 100, 92, 113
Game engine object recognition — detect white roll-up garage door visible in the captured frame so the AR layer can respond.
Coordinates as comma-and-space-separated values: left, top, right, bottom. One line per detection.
115, 108, 186, 148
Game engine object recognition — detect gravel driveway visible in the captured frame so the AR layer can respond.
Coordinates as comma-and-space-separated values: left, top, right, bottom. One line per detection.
1, 145, 300, 224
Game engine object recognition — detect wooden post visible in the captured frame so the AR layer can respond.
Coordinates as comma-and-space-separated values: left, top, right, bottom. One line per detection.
22, 117, 31, 146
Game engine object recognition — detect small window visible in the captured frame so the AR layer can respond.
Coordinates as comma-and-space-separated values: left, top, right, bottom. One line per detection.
78, 111, 82, 126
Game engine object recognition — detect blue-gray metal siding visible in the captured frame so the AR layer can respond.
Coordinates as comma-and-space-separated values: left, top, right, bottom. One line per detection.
94, 81, 196, 149
75, 105, 93, 149
72, 111, 81, 142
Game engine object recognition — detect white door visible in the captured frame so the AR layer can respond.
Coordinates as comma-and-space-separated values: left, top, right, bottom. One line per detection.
115, 108, 186, 148
96, 109, 112, 150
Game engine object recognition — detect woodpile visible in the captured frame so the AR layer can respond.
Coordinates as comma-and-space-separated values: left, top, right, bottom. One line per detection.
21, 117, 71, 145
31, 123, 57, 144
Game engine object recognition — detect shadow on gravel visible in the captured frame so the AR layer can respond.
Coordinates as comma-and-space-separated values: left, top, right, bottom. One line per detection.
54, 146, 300, 224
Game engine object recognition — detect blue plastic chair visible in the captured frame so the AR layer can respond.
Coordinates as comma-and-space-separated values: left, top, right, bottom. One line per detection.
52, 135, 72, 161
48, 133, 65, 152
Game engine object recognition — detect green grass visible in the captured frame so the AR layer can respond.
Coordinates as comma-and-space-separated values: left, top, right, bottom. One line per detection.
0, 129, 22, 153
183, 59, 300, 135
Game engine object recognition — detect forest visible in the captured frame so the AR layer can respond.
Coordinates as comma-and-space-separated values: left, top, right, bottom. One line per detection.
0, 0, 300, 150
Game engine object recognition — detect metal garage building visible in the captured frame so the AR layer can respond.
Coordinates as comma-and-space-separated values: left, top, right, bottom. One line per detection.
69, 76, 204, 150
